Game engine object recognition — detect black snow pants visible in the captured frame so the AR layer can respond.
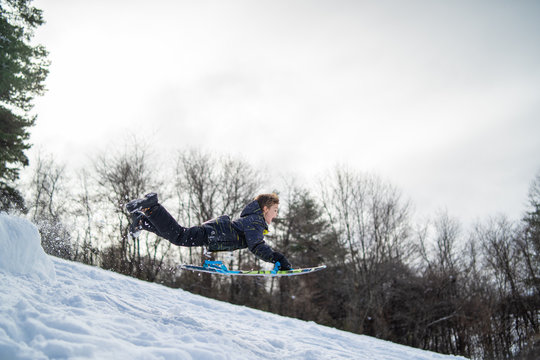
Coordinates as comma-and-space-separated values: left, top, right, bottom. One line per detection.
144, 205, 209, 247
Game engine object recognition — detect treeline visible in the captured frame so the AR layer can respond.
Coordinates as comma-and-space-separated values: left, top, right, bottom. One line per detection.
14, 146, 540, 360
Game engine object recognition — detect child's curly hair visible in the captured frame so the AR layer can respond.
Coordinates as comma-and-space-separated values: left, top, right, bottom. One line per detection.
255, 193, 279, 211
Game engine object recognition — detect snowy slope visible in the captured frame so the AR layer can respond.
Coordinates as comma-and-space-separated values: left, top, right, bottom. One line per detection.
0, 214, 468, 360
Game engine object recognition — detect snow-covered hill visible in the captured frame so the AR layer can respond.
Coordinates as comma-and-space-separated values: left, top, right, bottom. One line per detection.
0, 213, 467, 360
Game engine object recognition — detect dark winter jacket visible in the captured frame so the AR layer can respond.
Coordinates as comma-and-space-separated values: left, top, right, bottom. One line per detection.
202, 200, 275, 262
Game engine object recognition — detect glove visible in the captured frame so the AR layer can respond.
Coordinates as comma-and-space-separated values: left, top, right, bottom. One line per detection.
272, 252, 292, 271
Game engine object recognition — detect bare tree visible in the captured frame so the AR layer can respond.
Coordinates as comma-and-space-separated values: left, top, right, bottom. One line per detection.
415, 211, 472, 356
93, 142, 167, 279
26, 152, 72, 259
319, 166, 411, 334
475, 216, 538, 357
217, 155, 261, 217
70, 169, 99, 265
175, 149, 218, 225
175, 149, 260, 222
418, 210, 463, 276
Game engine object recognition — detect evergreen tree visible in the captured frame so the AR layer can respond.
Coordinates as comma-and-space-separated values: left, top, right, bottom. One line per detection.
521, 171, 540, 297
272, 187, 342, 319
0, 0, 49, 211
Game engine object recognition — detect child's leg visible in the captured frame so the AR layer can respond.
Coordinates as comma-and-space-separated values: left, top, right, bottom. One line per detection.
145, 204, 186, 245
177, 226, 208, 247
145, 204, 209, 247
139, 216, 162, 237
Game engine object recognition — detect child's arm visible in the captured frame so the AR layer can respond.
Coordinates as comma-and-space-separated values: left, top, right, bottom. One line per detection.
243, 217, 274, 262
243, 217, 291, 269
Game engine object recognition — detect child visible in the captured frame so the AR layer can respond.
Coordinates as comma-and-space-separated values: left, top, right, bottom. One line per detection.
126, 193, 291, 270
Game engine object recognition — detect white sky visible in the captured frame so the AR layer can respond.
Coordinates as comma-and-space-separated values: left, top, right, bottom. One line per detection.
30, 0, 540, 226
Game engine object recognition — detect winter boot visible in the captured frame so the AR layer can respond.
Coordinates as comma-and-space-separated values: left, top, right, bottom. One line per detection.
125, 192, 158, 214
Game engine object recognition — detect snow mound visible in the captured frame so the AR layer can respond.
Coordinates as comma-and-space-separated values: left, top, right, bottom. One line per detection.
0, 258, 468, 360
0, 213, 55, 281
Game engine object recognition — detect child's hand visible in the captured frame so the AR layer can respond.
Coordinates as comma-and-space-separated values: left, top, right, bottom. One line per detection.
272, 252, 292, 270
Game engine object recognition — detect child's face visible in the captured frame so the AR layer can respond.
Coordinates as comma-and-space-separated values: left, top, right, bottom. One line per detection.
263, 204, 279, 224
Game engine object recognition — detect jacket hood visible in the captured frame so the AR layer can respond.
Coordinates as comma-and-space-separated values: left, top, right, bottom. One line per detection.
240, 200, 263, 218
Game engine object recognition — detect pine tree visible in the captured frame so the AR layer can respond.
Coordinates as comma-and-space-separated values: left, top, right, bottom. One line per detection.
0, 0, 49, 211
273, 187, 342, 319
522, 171, 540, 296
